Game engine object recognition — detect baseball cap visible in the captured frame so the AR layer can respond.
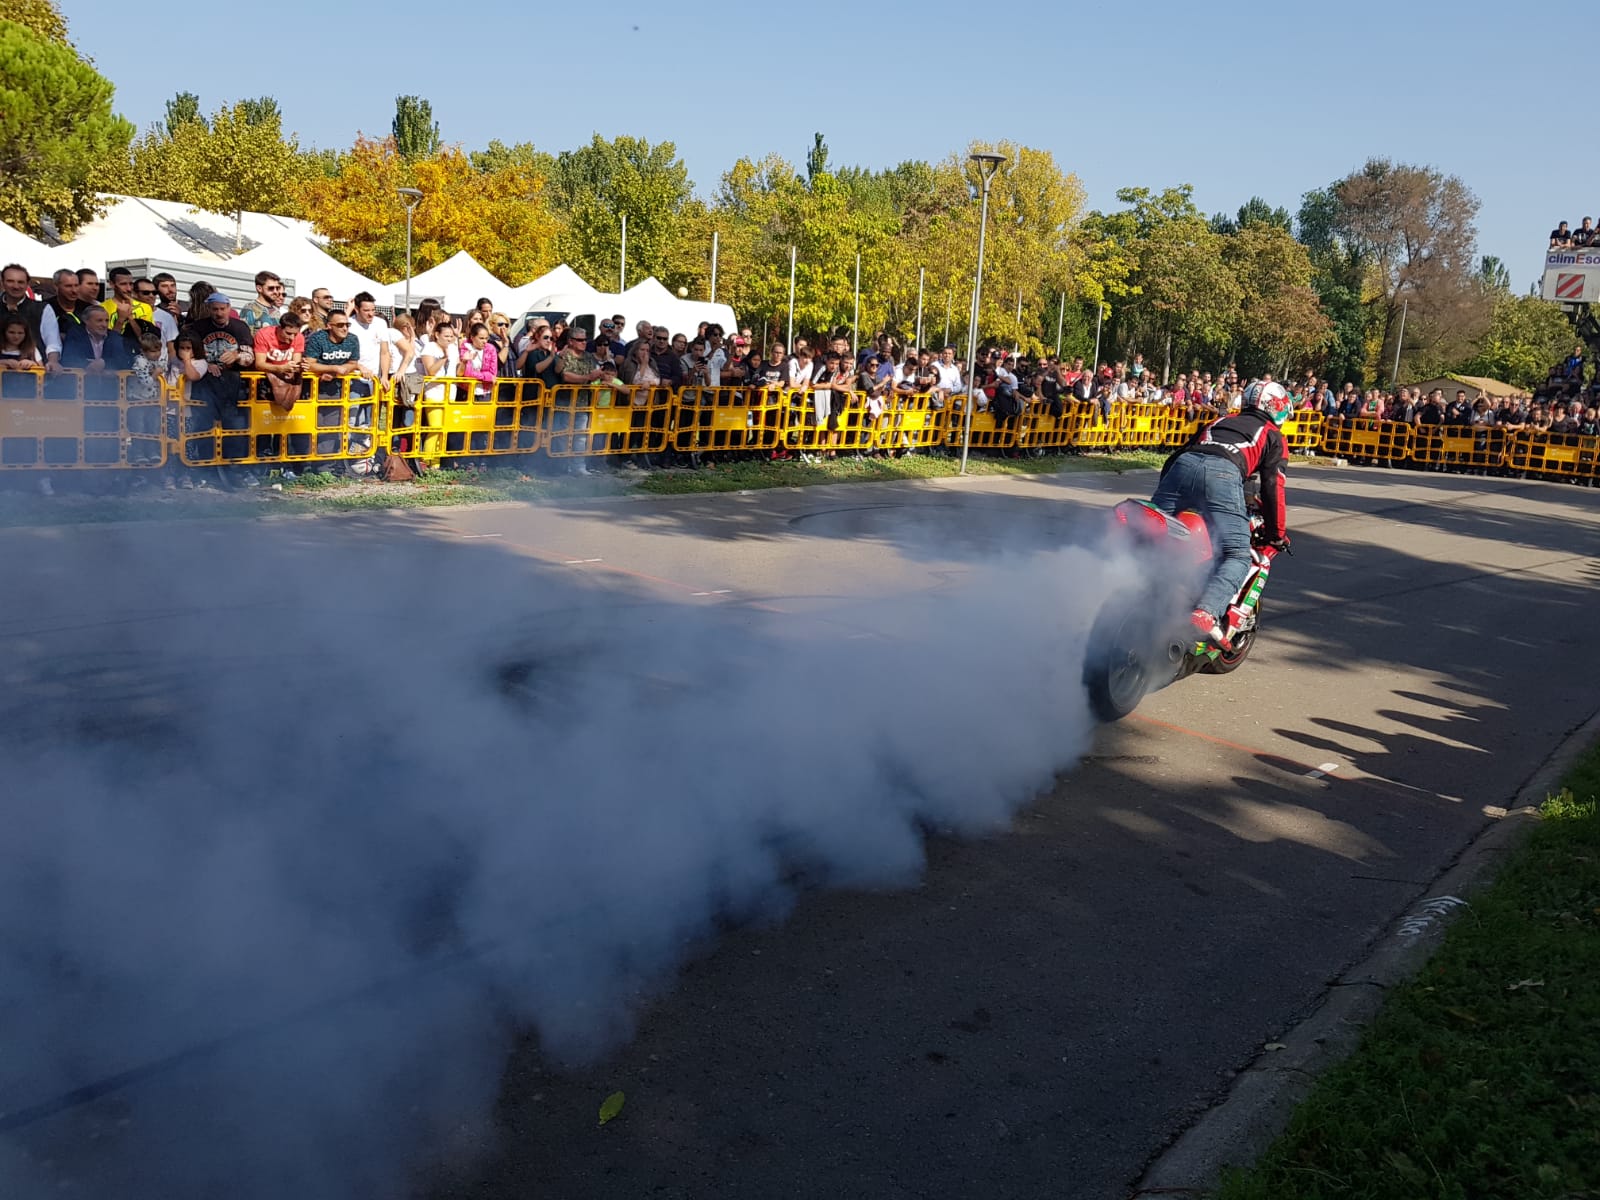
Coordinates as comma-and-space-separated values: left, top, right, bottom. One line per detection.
206, 292, 230, 305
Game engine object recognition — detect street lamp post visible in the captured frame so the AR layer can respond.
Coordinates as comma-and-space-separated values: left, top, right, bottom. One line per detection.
397, 187, 423, 316
959, 152, 1006, 475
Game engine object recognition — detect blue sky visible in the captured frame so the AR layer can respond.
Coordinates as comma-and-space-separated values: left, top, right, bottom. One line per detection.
70, 0, 1564, 289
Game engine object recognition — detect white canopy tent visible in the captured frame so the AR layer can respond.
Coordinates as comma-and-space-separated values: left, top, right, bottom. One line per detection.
505, 264, 599, 313
110, 195, 315, 257
0, 221, 51, 274
389, 250, 519, 314
37, 202, 217, 278
227, 237, 388, 304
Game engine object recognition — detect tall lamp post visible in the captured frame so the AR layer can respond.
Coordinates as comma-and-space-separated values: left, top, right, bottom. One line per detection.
397, 187, 422, 316
959, 152, 1006, 474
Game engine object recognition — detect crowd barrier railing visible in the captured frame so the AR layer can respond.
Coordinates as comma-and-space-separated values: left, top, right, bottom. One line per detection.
1, 368, 165, 470
1321, 417, 1414, 464
669, 385, 786, 455
7, 371, 1599, 484
173, 371, 376, 468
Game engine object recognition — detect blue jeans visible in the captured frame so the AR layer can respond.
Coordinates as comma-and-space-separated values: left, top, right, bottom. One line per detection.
1150, 452, 1252, 617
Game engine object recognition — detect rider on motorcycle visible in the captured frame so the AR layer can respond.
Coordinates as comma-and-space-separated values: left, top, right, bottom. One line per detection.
1151, 380, 1293, 646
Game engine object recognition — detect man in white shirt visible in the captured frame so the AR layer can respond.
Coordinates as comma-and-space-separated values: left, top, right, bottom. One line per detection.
344, 291, 390, 465
134, 277, 178, 353
933, 346, 965, 407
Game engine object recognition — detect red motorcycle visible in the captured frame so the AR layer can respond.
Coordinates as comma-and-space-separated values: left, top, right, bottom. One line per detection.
1083, 491, 1286, 723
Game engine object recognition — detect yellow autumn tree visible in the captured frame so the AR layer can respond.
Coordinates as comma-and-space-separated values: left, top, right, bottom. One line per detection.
296, 135, 564, 285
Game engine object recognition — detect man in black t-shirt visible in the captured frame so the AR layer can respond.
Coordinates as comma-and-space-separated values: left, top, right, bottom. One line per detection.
1550, 221, 1574, 249
184, 292, 257, 467
1574, 217, 1597, 247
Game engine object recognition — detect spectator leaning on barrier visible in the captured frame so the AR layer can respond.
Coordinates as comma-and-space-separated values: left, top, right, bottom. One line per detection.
0, 313, 42, 369
183, 293, 257, 477
1549, 221, 1573, 249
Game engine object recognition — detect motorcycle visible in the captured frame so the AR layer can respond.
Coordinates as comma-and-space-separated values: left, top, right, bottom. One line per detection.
1083, 488, 1286, 723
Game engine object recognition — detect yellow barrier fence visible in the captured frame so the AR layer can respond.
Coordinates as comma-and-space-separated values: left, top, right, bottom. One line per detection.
1321, 418, 1414, 464
669, 385, 786, 455
393, 376, 542, 461
1119, 402, 1172, 448
0, 369, 165, 470
1018, 398, 1085, 451
1410, 423, 1508, 472
1072, 401, 1122, 449
1280, 411, 1325, 454
174, 371, 375, 468
943, 395, 1019, 452
862, 391, 948, 453
1504, 430, 1599, 481
541, 381, 674, 459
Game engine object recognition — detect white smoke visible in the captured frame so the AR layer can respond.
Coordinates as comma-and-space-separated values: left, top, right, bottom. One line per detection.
0, 518, 1130, 1198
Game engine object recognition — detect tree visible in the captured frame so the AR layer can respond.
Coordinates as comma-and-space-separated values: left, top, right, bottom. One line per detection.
238, 96, 280, 127
164, 90, 203, 135
470, 139, 553, 176
1462, 294, 1574, 388
1478, 255, 1511, 293
391, 95, 439, 162
1326, 158, 1489, 381
1211, 196, 1292, 236
297, 135, 564, 286
0, 0, 67, 43
549, 135, 693, 291
805, 133, 829, 187
0, 19, 132, 237
1224, 224, 1331, 374
123, 100, 312, 248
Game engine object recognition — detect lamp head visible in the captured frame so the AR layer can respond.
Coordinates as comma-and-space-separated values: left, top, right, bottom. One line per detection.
397, 187, 423, 205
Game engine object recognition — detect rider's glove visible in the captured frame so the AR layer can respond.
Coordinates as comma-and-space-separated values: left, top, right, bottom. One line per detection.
1269, 535, 1292, 553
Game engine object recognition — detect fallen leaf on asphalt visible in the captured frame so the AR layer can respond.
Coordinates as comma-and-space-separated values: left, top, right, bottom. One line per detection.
598, 1091, 626, 1126
1264, 1043, 1287, 1052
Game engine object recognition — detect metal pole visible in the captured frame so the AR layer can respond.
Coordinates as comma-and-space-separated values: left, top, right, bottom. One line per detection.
1013, 287, 1022, 355
786, 246, 796, 349
853, 252, 861, 357
619, 213, 627, 292
403, 206, 414, 316
944, 289, 951, 347
1391, 297, 1408, 385
1092, 303, 1104, 372
710, 230, 719, 303
1055, 292, 1065, 357
914, 267, 925, 353
960, 159, 1003, 475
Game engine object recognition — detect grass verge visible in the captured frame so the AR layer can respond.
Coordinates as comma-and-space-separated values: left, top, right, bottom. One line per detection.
0, 450, 1170, 526
1217, 743, 1600, 1200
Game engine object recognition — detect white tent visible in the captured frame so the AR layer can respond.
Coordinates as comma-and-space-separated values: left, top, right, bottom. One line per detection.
388, 250, 517, 314
38, 200, 217, 277
505, 264, 599, 313
106, 195, 317, 258
227, 237, 388, 304
0, 221, 51, 273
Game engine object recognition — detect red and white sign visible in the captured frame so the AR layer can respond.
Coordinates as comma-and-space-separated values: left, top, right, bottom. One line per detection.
1555, 272, 1585, 299
1542, 263, 1600, 304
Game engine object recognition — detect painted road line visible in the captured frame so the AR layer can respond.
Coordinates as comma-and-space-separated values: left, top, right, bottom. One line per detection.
460, 533, 504, 539
690, 590, 732, 596
563, 557, 604, 564
1304, 762, 1341, 779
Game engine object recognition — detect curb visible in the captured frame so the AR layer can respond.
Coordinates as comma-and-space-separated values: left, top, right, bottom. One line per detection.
1128, 704, 1600, 1199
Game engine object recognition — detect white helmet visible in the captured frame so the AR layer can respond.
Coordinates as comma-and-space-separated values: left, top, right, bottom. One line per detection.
1242, 380, 1292, 425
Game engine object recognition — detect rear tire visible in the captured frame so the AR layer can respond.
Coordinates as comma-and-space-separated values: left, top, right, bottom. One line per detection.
1203, 601, 1259, 674
1084, 596, 1161, 722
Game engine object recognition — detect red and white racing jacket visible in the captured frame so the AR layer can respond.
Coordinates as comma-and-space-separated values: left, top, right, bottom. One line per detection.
1184, 411, 1288, 539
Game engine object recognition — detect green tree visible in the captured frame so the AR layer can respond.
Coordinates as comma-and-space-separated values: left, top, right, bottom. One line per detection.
1462, 294, 1574, 388
805, 133, 829, 187
1211, 195, 1292, 236
0, 0, 67, 43
238, 95, 280, 127
1478, 255, 1511, 293
550, 135, 693, 292
1296, 186, 1369, 386
391, 95, 439, 161
1224, 223, 1331, 375
164, 90, 203, 135
470, 139, 553, 176
0, 19, 132, 237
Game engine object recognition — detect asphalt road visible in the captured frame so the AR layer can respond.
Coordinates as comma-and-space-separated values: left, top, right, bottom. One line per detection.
3, 464, 1598, 1199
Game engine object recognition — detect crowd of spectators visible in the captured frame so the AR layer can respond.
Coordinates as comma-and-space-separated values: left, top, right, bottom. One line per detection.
1549, 220, 1600, 249
3, 254, 1598, 490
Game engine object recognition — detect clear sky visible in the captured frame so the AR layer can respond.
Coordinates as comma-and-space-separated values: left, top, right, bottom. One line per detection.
68, 0, 1568, 289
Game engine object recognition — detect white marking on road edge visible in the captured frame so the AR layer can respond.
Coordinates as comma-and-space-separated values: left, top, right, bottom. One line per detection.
1396, 894, 1468, 940
563, 558, 603, 564
690, 590, 732, 597
460, 533, 503, 539
1303, 762, 1340, 779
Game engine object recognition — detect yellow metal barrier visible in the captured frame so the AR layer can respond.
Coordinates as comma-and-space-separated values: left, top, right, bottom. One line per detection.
1321, 418, 1414, 464
943, 395, 1019, 451
784, 387, 875, 455
1018, 398, 1085, 451
1280, 411, 1324, 454
1504, 430, 1599, 480
0, 368, 165, 470
1410, 423, 1508, 472
400, 376, 542, 460
669, 385, 786, 454
1072, 401, 1122, 449
174, 371, 376, 468
862, 391, 947, 453
1118, 402, 1171, 448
